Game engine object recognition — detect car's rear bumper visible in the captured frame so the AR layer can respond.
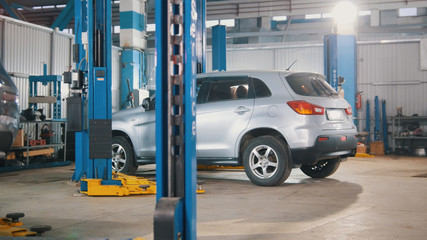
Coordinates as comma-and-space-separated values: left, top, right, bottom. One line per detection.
290, 134, 357, 167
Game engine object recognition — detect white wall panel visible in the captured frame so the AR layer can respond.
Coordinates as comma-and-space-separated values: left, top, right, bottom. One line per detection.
357, 40, 427, 133
0, 16, 73, 119
206, 43, 324, 73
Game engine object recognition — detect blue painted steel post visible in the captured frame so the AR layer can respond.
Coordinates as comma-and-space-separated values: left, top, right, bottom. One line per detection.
324, 35, 338, 91
337, 35, 357, 121
366, 100, 370, 143
120, 49, 143, 109
183, 0, 198, 238
154, 0, 197, 239
382, 100, 388, 152
71, 0, 112, 181
119, 0, 147, 109
196, 0, 206, 73
324, 34, 357, 123
212, 25, 226, 71
374, 96, 380, 141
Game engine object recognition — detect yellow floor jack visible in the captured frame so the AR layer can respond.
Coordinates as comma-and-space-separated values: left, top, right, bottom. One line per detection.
79, 172, 205, 196
0, 213, 51, 237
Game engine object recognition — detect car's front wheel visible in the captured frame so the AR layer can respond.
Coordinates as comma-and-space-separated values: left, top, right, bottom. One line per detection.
112, 136, 137, 174
243, 136, 291, 186
300, 157, 341, 178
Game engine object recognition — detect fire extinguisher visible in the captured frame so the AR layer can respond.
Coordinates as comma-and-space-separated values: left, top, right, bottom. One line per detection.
356, 91, 362, 109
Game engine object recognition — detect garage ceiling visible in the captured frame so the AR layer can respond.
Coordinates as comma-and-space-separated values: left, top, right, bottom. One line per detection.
1, 0, 427, 44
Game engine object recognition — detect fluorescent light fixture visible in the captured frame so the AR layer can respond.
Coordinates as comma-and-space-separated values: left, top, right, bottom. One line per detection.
220, 19, 235, 27
206, 20, 219, 28
359, 10, 371, 16
272, 16, 287, 21
113, 25, 120, 33
399, 8, 417, 17
322, 13, 333, 18
306, 13, 321, 19
146, 24, 155, 32
333, 1, 357, 24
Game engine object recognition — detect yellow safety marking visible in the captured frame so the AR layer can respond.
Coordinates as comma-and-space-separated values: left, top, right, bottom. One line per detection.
355, 153, 375, 158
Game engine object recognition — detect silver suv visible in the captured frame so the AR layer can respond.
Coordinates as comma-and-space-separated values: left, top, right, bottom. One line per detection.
112, 70, 357, 186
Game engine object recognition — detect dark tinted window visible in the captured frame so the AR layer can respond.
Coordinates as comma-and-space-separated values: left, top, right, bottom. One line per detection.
285, 73, 337, 97
252, 78, 271, 98
206, 77, 249, 103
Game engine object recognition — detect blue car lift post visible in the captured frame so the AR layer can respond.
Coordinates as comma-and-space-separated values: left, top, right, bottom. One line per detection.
66, 0, 156, 196
69, 0, 113, 184
153, 0, 198, 239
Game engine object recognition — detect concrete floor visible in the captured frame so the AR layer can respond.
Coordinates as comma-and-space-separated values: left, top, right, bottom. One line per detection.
0, 155, 426, 239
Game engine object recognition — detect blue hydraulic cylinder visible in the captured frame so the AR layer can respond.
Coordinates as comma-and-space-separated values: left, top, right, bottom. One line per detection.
366, 100, 370, 143
324, 34, 357, 123
374, 96, 380, 141
382, 100, 388, 152
196, 0, 206, 73
120, 49, 143, 109
212, 25, 226, 71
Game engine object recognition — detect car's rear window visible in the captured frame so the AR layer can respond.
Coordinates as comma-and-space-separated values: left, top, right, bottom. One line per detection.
285, 73, 337, 97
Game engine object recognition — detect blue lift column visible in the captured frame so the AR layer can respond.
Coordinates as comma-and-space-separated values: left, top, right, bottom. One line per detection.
119, 0, 147, 109
154, 0, 198, 239
324, 34, 357, 124
212, 25, 226, 71
71, 0, 112, 182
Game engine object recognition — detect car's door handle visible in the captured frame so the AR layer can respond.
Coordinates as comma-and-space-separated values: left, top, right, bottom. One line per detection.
234, 106, 251, 115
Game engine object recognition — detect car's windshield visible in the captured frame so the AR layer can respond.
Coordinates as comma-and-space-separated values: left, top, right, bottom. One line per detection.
285, 73, 337, 97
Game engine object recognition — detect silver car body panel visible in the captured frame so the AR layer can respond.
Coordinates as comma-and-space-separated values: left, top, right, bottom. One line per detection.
112, 70, 357, 164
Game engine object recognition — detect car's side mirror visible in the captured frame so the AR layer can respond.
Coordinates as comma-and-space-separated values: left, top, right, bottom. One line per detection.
142, 97, 150, 111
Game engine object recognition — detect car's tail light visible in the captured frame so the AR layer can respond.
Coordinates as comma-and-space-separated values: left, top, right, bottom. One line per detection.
287, 101, 325, 115
345, 105, 353, 115
1, 91, 18, 102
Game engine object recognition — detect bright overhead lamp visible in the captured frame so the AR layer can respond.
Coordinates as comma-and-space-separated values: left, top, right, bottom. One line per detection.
333, 1, 357, 25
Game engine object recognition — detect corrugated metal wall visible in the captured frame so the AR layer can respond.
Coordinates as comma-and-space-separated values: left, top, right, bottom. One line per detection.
206, 42, 324, 74
357, 40, 427, 132
0, 16, 73, 119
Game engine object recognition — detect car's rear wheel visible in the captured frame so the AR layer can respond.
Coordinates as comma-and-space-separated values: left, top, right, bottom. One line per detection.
243, 136, 291, 186
300, 157, 341, 178
112, 136, 137, 174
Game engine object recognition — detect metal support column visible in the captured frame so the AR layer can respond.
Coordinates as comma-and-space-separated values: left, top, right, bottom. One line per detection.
212, 25, 226, 72
154, 0, 197, 239
70, 0, 112, 182
324, 34, 357, 124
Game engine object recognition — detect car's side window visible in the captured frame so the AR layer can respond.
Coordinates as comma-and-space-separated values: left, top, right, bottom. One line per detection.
196, 78, 210, 104
206, 77, 250, 103
251, 78, 271, 98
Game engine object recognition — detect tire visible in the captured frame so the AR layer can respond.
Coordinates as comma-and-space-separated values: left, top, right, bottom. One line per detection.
243, 136, 291, 186
300, 157, 341, 178
112, 136, 137, 174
